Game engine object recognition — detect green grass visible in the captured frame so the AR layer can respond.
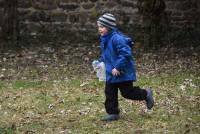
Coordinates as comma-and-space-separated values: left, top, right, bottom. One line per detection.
12, 80, 44, 90
0, 127, 15, 134
0, 71, 199, 133
0, 81, 5, 90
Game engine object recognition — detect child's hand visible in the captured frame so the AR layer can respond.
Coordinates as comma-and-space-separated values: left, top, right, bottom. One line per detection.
112, 68, 120, 76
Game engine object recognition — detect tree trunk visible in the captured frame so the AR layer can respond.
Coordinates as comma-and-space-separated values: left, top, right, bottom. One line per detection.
138, 0, 166, 50
2, 0, 18, 48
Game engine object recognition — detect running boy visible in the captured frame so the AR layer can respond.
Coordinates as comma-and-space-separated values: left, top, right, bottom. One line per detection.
96, 13, 154, 121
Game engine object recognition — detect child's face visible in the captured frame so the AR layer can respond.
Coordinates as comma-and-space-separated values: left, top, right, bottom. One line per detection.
97, 23, 108, 36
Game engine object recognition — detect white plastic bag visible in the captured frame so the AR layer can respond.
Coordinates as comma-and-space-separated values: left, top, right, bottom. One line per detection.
92, 60, 106, 81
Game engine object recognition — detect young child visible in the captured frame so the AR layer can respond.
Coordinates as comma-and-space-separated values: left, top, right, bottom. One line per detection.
96, 13, 154, 121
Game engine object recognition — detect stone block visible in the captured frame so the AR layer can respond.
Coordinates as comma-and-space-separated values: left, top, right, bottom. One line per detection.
27, 11, 51, 22
61, 0, 81, 2
25, 22, 42, 34
183, 11, 197, 20
171, 12, 183, 17
59, 3, 79, 11
82, 3, 95, 10
171, 16, 186, 22
68, 14, 79, 23
32, 0, 59, 10
18, 9, 32, 21
90, 0, 98, 2
19, 22, 42, 39
121, 1, 135, 7
79, 12, 89, 23
105, 1, 118, 8
178, 1, 193, 11
18, 0, 32, 8
51, 11, 67, 22
165, 1, 177, 10
80, 0, 88, 2
88, 9, 100, 22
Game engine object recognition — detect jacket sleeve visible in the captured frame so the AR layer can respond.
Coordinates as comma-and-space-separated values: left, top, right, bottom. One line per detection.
98, 54, 104, 62
113, 36, 132, 71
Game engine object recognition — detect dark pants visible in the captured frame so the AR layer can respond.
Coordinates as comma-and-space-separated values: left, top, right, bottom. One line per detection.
105, 81, 147, 114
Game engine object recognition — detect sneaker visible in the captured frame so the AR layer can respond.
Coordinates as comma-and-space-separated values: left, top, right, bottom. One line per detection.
101, 114, 120, 121
146, 88, 154, 110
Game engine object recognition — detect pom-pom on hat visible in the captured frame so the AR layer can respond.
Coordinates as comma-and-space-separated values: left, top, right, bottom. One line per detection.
97, 13, 117, 29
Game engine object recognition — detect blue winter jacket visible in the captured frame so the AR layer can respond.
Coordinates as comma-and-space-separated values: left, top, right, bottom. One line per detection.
98, 29, 137, 83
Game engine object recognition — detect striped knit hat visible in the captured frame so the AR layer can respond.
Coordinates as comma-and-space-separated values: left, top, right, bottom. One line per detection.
97, 13, 117, 29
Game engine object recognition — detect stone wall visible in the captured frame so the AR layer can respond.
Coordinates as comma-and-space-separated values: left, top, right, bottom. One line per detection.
164, 0, 200, 46
16, 0, 141, 45
0, 0, 199, 46
165, 0, 199, 28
